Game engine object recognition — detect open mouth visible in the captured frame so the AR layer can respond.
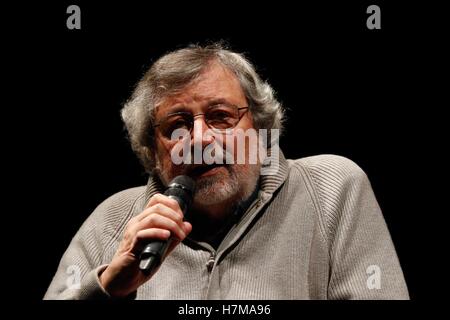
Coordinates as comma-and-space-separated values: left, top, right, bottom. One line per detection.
189, 164, 225, 178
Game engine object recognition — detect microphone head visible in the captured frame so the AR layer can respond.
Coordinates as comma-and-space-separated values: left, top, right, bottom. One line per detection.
167, 175, 196, 197
165, 175, 196, 215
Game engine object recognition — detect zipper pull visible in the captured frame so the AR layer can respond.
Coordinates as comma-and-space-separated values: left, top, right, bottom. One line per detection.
206, 252, 215, 272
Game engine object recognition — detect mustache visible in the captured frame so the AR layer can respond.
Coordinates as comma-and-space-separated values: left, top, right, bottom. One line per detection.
172, 143, 234, 167
172, 162, 230, 178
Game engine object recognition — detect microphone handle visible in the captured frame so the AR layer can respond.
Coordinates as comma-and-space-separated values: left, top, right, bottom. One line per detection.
138, 240, 171, 275
138, 195, 186, 275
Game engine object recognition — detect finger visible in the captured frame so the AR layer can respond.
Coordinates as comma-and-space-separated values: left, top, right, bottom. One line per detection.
124, 204, 185, 242
129, 194, 183, 225
134, 203, 184, 229
131, 222, 192, 258
134, 214, 187, 241
166, 222, 193, 255
182, 221, 192, 235
145, 193, 182, 215
136, 228, 171, 242
130, 228, 171, 255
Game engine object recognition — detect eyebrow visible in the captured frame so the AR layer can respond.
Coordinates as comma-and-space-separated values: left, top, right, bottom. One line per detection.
205, 98, 229, 106
165, 105, 189, 114
164, 98, 231, 115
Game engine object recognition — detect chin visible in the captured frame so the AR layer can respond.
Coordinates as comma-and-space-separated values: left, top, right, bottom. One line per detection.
193, 173, 238, 206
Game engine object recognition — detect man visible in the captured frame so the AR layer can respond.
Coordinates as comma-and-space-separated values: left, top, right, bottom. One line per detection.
44, 44, 409, 299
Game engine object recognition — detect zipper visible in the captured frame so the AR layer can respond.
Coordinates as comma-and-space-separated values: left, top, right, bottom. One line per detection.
188, 239, 216, 273
218, 198, 262, 248
206, 251, 216, 272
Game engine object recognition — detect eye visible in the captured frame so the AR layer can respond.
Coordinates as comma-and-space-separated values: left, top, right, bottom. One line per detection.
209, 105, 235, 120
160, 114, 191, 137
167, 118, 190, 132
209, 110, 232, 120
172, 118, 189, 127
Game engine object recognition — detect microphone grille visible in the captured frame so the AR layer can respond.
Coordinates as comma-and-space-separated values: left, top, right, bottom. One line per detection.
168, 175, 196, 195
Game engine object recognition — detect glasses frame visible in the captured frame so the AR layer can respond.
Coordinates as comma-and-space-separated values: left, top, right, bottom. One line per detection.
154, 104, 249, 139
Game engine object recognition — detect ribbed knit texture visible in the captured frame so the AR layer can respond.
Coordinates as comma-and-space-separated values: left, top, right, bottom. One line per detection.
44, 153, 409, 300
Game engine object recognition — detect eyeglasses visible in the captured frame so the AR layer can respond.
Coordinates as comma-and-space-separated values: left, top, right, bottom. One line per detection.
154, 103, 249, 140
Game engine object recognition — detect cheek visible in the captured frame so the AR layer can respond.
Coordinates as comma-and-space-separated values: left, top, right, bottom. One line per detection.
155, 140, 175, 168
223, 134, 258, 164
241, 112, 255, 129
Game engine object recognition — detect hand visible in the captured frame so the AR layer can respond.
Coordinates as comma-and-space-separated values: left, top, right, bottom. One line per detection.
99, 193, 192, 298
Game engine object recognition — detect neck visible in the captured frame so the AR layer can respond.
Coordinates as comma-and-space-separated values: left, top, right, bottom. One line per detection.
188, 198, 238, 248
187, 186, 259, 249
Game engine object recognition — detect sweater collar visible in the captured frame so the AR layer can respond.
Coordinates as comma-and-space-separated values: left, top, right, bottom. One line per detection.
144, 150, 289, 205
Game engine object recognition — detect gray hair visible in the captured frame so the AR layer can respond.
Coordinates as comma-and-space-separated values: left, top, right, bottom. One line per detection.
121, 43, 285, 173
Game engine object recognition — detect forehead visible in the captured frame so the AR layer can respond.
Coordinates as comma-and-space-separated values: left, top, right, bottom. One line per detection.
155, 62, 247, 115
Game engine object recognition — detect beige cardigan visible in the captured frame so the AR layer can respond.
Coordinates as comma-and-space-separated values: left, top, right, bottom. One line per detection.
44, 153, 409, 299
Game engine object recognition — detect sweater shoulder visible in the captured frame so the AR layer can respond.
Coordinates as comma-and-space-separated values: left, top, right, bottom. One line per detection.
288, 154, 371, 241
94, 186, 147, 216
291, 154, 367, 184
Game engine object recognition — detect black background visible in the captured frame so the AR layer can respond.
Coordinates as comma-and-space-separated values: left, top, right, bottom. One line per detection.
4, 0, 447, 305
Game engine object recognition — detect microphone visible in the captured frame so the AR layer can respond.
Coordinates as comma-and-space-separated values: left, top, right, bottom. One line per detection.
139, 175, 195, 275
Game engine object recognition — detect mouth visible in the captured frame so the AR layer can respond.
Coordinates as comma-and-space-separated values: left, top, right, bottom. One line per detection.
188, 164, 226, 178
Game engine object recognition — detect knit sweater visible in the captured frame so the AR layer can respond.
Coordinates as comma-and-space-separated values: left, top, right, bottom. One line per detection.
44, 153, 409, 299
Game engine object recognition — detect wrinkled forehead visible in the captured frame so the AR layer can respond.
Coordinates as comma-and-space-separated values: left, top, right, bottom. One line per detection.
154, 62, 247, 117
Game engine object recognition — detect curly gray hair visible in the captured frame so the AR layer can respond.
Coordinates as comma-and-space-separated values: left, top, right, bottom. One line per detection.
121, 43, 285, 173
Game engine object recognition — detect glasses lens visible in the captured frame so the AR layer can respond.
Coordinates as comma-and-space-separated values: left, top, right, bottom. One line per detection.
156, 105, 243, 139
206, 105, 239, 130
159, 112, 192, 139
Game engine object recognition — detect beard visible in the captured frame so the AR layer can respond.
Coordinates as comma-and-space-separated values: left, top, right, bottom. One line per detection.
192, 163, 260, 206
155, 158, 261, 207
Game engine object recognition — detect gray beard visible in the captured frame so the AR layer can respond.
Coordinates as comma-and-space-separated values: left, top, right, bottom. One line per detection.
155, 160, 261, 207
192, 164, 260, 206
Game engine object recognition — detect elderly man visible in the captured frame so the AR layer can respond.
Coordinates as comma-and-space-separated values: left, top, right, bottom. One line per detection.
44, 44, 409, 299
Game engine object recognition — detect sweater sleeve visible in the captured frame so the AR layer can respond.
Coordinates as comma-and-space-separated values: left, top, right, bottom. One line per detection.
43, 188, 143, 300
301, 155, 409, 299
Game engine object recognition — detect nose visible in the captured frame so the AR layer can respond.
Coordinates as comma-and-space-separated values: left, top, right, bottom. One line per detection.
191, 115, 214, 148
